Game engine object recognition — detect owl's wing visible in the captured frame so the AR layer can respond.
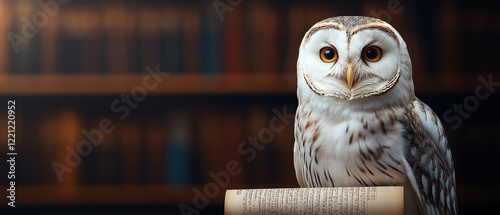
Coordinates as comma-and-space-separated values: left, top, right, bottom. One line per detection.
402, 98, 457, 215
293, 140, 307, 187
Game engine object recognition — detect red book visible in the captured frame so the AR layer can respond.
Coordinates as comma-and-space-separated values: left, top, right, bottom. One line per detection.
223, 3, 245, 75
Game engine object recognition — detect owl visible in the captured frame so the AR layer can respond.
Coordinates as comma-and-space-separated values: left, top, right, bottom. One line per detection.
294, 16, 457, 215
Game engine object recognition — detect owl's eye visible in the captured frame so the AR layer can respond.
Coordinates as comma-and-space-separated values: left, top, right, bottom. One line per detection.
319, 47, 338, 63
362, 46, 382, 62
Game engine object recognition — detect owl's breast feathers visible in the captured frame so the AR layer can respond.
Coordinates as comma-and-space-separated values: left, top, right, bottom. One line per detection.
294, 98, 457, 215
294, 102, 408, 188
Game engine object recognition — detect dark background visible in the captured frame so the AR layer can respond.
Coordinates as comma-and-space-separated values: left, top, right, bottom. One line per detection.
0, 0, 499, 214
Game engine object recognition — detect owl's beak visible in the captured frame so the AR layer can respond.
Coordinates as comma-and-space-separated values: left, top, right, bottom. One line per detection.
346, 64, 354, 89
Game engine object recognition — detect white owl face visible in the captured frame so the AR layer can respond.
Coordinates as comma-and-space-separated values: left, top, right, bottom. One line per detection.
298, 16, 410, 101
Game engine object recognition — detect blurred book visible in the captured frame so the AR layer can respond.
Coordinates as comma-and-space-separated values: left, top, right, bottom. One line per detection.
79, 6, 105, 74
245, 105, 272, 184
223, 0, 244, 74
159, 4, 183, 74
221, 111, 246, 185
197, 109, 226, 183
118, 119, 143, 184
200, 2, 222, 75
165, 110, 192, 185
85, 117, 120, 184
245, 1, 278, 74
9, 0, 40, 74
0, 1, 11, 74
45, 108, 84, 195
135, 5, 161, 73
182, 4, 201, 74
145, 118, 166, 184
103, 2, 134, 73
58, 7, 84, 74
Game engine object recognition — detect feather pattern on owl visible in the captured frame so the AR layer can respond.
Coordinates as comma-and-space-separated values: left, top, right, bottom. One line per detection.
294, 16, 457, 215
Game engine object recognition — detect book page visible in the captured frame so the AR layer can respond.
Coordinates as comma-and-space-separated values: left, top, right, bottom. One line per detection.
225, 186, 403, 215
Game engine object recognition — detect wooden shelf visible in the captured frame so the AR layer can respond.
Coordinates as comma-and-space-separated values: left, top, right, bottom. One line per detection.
0, 73, 490, 95
0, 74, 297, 95
0, 183, 296, 206
1, 185, 223, 206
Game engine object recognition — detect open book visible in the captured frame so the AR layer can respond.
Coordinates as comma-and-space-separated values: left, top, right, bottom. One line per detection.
225, 186, 407, 215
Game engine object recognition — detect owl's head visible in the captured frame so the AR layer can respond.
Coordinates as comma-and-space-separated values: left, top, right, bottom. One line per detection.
297, 16, 414, 111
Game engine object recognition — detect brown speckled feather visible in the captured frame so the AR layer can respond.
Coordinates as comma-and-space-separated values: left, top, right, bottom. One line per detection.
402, 99, 457, 214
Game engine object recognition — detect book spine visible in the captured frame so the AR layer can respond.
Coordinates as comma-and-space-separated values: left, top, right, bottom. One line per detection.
145, 119, 166, 184
90, 117, 118, 184
197, 109, 226, 183
39, 111, 60, 184
221, 111, 246, 185
16, 108, 44, 184
165, 111, 191, 185
284, 4, 307, 74
200, 2, 222, 75
10, 0, 40, 74
57, 7, 84, 74
159, 4, 183, 74
136, 5, 161, 73
117, 120, 142, 184
223, 1, 244, 74
0, 1, 12, 74
80, 6, 104, 74
53, 108, 83, 194
39, 9, 58, 74
103, 2, 134, 74
272, 106, 297, 186
245, 105, 271, 183
182, 4, 201, 74
438, 4, 459, 75
246, 1, 278, 74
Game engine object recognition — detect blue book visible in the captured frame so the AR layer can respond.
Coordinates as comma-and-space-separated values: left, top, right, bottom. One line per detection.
165, 111, 190, 185
200, 2, 222, 75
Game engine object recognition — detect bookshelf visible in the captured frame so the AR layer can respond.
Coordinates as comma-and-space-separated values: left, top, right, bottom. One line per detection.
0, 0, 498, 214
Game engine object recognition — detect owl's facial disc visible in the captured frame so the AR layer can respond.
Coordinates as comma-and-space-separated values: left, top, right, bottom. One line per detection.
300, 21, 401, 100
